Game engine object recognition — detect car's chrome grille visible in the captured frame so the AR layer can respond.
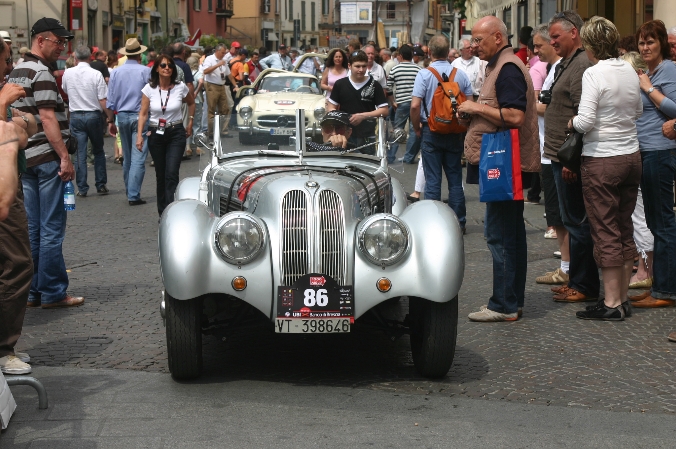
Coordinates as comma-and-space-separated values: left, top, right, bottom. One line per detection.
280, 190, 309, 286
280, 189, 347, 286
257, 116, 309, 128
318, 190, 346, 286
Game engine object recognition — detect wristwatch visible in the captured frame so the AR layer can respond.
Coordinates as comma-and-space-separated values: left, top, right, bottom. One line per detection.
647, 87, 655, 94
673, 121, 676, 132
20, 115, 29, 125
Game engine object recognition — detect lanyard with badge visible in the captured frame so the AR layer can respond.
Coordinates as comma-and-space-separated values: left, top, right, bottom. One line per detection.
156, 86, 172, 135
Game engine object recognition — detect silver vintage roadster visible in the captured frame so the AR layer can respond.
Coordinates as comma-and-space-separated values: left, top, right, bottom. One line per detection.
159, 113, 465, 380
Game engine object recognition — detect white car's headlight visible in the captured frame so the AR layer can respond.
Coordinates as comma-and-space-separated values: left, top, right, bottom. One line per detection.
239, 106, 253, 120
215, 214, 264, 264
358, 215, 409, 266
314, 106, 326, 121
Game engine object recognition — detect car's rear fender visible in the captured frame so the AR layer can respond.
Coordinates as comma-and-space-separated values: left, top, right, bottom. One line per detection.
352, 201, 464, 318
159, 199, 274, 318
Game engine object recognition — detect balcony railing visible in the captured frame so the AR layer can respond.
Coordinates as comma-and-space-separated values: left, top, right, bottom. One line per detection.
216, 0, 234, 17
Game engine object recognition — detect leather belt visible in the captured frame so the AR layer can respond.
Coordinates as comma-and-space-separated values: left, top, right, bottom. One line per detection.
148, 120, 183, 129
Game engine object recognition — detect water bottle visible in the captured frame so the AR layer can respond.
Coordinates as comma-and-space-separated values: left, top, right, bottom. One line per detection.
64, 180, 75, 211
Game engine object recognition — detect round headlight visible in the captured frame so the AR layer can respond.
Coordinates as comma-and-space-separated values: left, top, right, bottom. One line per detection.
239, 106, 253, 120
314, 106, 326, 121
215, 215, 264, 264
358, 215, 409, 266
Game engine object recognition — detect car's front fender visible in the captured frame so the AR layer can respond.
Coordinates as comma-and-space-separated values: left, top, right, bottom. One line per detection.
352, 201, 464, 318
159, 200, 274, 318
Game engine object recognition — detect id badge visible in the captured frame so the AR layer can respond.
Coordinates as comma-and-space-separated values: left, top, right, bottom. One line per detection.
221, 73, 225, 81
157, 118, 167, 135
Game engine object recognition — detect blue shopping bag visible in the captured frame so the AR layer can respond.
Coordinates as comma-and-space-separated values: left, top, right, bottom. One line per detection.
479, 129, 523, 202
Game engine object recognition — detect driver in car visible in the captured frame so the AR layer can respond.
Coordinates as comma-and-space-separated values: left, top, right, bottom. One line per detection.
307, 111, 358, 152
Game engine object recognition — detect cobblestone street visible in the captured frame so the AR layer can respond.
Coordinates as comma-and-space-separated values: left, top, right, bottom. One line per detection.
15, 135, 676, 416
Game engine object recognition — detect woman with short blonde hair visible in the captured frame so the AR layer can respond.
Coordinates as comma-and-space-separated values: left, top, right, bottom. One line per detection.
572, 16, 643, 320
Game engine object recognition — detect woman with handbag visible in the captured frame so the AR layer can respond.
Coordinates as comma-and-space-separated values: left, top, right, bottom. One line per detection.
628, 20, 676, 309
136, 55, 195, 217
569, 16, 643, 321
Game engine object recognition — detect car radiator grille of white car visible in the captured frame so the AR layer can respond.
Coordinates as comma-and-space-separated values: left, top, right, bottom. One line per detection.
257, 116, 309, 128
280, 189, 347, 286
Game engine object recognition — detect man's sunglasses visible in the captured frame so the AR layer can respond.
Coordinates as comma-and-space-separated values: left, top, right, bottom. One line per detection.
321, 123, 348, 134
553, 11, 578, 29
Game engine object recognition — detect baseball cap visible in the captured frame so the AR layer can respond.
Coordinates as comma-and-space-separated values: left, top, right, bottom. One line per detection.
0, 30, 11, 43
321, 110, 351, 127
231, 41, 241, 48
31, 17, 74, 40
412, 47, 425, 57
239, 48, 249, 57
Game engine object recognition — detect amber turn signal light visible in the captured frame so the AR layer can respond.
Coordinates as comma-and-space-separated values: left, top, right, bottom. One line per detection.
232, 276, 247, 291
376, 277, 391, 292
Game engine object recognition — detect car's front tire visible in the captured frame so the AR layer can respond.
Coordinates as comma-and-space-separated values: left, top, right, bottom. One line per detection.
409, 296, 458, 378
165, 293, 203, 380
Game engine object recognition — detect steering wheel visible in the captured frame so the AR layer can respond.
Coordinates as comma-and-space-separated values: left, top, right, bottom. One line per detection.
294, 85, 314, 93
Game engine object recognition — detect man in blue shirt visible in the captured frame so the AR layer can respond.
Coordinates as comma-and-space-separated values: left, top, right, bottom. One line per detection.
107, 38, 152, 205
259, 44, 293, 71
410, 34, 473, 233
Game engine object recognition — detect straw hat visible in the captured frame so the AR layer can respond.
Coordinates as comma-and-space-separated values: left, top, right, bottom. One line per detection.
118, 38, 147, 56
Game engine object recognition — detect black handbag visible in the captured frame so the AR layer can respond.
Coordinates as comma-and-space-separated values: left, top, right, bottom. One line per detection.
558, 130, 583, 172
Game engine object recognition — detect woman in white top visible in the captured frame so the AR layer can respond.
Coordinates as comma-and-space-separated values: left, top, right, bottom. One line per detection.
571, 16, 643, 321
137, 55, 195, 217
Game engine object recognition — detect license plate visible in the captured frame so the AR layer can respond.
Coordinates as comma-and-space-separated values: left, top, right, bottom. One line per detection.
270, 128, 294, 135
275, 318, 351, 333
276, 273, 354, 334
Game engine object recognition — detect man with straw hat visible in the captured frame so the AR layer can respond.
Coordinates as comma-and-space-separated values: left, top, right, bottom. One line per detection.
106, 38, 151, 206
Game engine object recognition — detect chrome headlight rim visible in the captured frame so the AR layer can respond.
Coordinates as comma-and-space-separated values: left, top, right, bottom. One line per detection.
214, 213, 265, 265
313, 106, 326, 121
357, 214, 410, 266
239, 105, 253, 120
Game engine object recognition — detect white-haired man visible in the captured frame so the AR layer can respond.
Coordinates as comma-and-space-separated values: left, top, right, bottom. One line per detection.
452, 38, 484, 100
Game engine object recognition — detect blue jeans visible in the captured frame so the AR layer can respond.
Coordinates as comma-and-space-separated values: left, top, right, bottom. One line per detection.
117, 111, 149, 201
486, 200, 526, 314
21, 160, 69, 305
640, 149, 676, 299
387, 102, 417, 164
551, 161, 600, 297
420, 127, 466, 228
148, 125, 187, 216
71, 111, 107, 194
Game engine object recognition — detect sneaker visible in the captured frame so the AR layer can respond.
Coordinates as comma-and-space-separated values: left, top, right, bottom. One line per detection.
576, 302, 625, 321
525, 199, 540, 205
469, 305, 518, 322
76, 191, 87, 197
15, 352, 30, 363
480, 304, 523, 318
553, 250, 561, 259
536, 267, 569, 285
586, 299, 632, 318
544, 228, 557, 239
0, 355, 32, 374
96, 185, 109, 195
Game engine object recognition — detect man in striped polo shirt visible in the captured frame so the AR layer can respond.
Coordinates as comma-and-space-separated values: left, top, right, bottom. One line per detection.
8, 17, 84, 309
386, 45, 420, 164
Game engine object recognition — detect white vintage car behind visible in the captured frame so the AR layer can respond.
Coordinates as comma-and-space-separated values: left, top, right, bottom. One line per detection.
236, 54, 327, 145
160, 115, 465, 380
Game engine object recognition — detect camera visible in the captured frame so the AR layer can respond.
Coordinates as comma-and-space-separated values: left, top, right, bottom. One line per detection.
459, 112, 471, 120
539, 90, 552, 104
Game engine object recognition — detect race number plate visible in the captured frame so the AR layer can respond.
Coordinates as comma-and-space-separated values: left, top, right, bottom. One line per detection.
276, 273, 354, 333
270, 128, 294, 136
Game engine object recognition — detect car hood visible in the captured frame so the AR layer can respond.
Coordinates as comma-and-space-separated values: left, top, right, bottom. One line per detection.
247, 92, 323, 112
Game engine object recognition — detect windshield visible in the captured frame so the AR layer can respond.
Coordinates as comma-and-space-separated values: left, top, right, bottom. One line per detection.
258, 76, 320, 94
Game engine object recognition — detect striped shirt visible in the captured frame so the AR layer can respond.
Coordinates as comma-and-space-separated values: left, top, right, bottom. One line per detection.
8, 53, 70, 168
386, 61, 420, 105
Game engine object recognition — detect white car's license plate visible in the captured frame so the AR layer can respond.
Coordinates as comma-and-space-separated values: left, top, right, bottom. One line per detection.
270, 128, 294, 136
275, 318, 351, 333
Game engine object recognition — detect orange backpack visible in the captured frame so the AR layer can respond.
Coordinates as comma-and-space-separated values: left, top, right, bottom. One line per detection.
423, 67, 467, 134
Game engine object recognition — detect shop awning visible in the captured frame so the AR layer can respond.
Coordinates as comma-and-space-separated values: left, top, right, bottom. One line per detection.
267, 32, 279, 41
474, 0, 520, 16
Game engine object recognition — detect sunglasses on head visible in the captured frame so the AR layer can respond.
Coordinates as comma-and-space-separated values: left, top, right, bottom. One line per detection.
553, 12, 578, 29
321, 123, 348, 135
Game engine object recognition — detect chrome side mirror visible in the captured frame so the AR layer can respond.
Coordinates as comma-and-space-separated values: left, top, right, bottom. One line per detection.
390, 128, 406, 144
196, 133, 210, 148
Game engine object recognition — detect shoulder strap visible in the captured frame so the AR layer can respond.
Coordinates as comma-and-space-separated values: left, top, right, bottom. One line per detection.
448, 67, 458, 83
427, 66, 444, 84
